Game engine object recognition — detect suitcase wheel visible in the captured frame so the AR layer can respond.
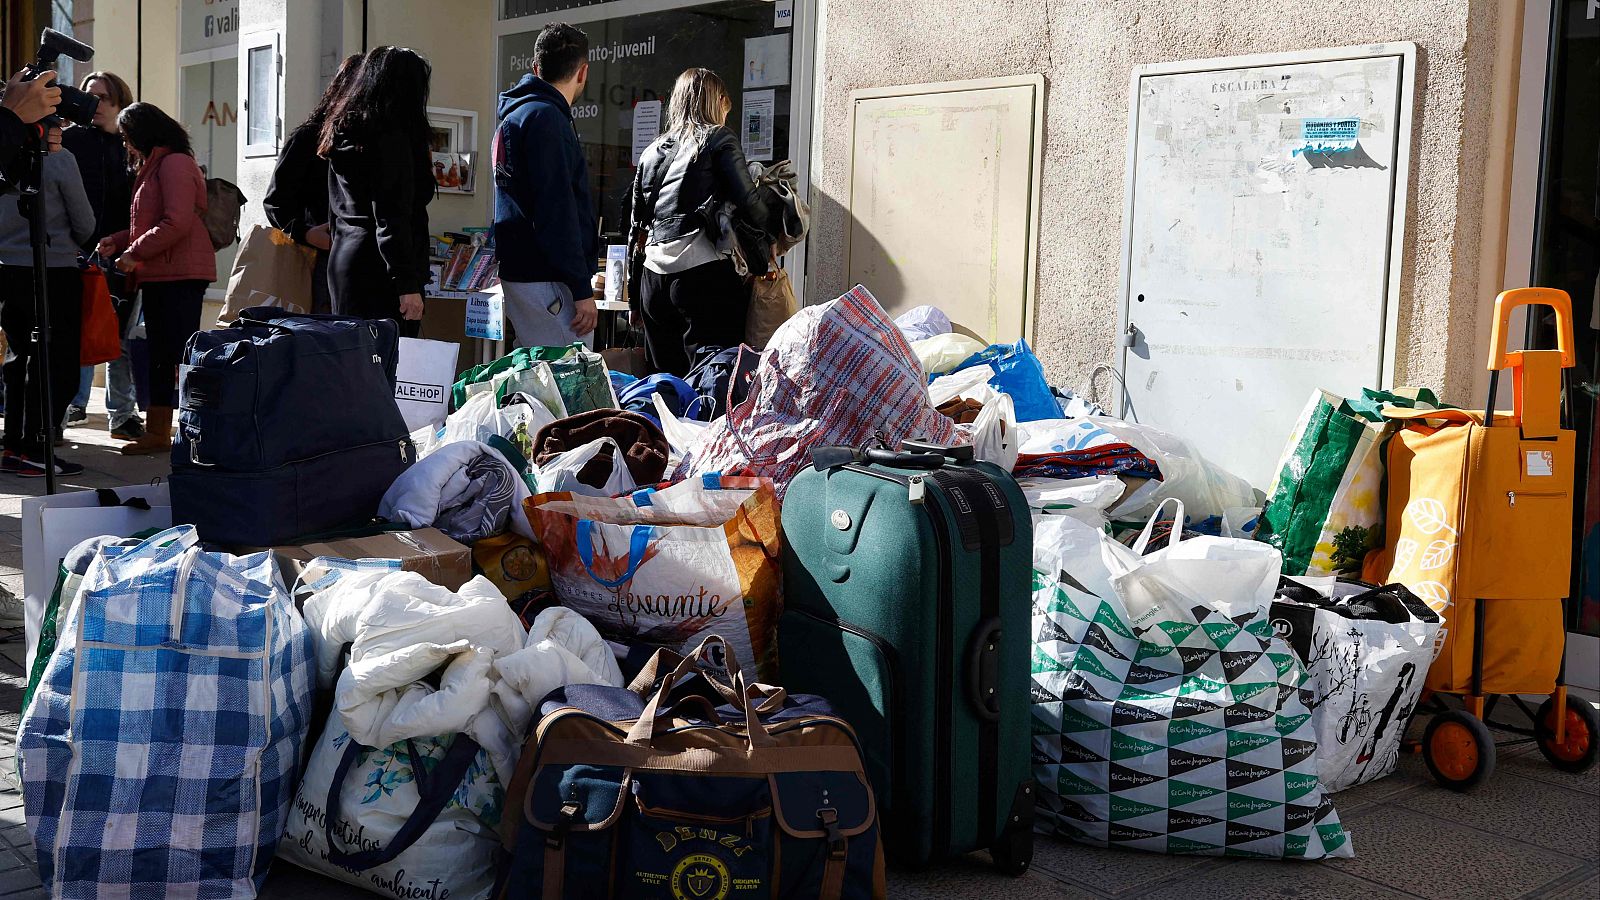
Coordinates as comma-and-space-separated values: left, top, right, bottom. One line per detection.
989, 827, 1032, 877
1534, 696, 1598, 774
1422, 709, 1496, 791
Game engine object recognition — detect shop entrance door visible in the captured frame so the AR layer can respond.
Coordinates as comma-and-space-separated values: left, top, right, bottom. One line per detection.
1526, 0, 1599, 690
495, 0, 816, 303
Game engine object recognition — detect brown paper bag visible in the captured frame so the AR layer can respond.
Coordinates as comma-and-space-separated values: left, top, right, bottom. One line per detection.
221, 225, 316, 322
744, 267, 797, 350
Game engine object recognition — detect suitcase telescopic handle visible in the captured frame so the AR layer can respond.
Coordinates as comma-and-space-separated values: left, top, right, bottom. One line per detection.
1487, 288, 1575, 372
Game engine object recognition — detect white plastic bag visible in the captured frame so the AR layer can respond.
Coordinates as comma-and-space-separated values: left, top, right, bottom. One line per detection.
534, 437, 637, 497
895, 305, 952, 342
1084, 417, 1258, 522
284, 566, 530, 900
653, 391, 712, 465
928, 364, 998, 407
911, 332, 985, 376
1108, 498, 1284, 632
965, 390, 1017, 471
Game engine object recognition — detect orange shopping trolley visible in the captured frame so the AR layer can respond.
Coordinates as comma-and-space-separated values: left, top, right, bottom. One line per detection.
1365, 287, 1596, 789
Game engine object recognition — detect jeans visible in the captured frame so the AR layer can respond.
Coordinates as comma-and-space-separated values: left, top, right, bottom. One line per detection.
106, 344, 141, 425
502, 281, 592, 350
71, 365, 91, 409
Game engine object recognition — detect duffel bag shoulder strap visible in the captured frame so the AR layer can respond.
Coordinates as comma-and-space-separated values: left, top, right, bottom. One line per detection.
323, 732, 483, 871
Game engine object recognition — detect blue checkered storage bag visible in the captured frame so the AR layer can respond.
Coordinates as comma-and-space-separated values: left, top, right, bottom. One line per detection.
18, 525, 315, 899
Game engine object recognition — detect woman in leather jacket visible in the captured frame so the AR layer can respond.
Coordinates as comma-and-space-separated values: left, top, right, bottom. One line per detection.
629, 68, 770, 377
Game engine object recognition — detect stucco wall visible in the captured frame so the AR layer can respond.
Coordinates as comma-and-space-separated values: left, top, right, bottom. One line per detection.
365, 0, 496, 236
809, 0, 1507, 405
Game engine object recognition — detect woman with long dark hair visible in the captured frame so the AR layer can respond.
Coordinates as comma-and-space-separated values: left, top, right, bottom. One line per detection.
264, 53, 361, 314
319, 46, 435, 334
95, 102, 214, 455
629, 68, 770, 377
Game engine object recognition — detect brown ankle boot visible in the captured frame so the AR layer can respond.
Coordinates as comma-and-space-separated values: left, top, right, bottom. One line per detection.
121, 406, 173, 456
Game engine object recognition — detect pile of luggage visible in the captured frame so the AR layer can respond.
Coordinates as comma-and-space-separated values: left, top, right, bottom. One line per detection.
18, 284, 1592, 898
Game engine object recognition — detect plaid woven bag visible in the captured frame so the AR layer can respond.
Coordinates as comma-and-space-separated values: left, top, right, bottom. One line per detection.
676, 284, 957, 498
19, 525, 315, 899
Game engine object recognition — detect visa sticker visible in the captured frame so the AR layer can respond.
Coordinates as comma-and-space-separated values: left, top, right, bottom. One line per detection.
1525, 450, 1555, 477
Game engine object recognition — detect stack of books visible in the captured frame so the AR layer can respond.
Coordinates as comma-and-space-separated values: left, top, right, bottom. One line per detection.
429, 230, 499, 296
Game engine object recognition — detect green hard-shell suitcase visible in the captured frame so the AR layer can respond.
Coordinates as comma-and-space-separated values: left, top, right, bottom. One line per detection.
780, 442, 1036, 874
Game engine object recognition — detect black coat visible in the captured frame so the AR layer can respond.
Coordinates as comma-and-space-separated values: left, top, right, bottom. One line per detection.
630, 126, 770, 249
263, 124, 328, 245
324, 128, 434, 322
0, 108, 30, 194
60, 123, 132, 247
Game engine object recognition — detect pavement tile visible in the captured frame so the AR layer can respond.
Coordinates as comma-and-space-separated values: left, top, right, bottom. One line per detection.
1539, 871, 1599, 900
1496, 739, 1600, 797
0, 847, 26, 874
1391, 770, 1598, 860
1131, 858, 1416, 899
0, 868, 39, 895
1328, 804, 1582, 898
888, 854, 1099, 899
1028, 834, 1224, 897
1323, 754, 1433, 813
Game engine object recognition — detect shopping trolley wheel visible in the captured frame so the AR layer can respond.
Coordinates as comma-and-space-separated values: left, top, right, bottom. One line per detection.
1535, 697, 1598, 774
1423, 709, 1495, 791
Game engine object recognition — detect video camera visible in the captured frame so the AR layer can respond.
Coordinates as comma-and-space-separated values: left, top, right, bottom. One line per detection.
20, 28, 97, 128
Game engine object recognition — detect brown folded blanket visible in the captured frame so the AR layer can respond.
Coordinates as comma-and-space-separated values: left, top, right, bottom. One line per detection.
532, 408, 670, 491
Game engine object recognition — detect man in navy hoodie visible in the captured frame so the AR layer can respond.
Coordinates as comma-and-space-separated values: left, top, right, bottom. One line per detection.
493, 23, 599, 347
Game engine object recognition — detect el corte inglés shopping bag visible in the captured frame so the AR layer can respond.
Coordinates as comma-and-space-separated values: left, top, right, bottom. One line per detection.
1030, 513, 1352, 859
527, 475, 783, 680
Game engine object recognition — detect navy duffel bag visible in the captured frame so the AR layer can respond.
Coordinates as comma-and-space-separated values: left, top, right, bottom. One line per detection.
174, 309, 406, 469
170, 309, 415, 546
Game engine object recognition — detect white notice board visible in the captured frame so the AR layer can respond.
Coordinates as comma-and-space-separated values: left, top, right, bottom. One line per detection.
1118, 43, 1416, 487
846, 75, 1045, 342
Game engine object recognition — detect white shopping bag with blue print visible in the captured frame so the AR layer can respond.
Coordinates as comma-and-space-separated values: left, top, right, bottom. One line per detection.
280, 560, 526, 900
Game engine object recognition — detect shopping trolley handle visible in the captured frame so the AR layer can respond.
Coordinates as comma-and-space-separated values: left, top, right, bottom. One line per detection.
1487, 287, 1575, 372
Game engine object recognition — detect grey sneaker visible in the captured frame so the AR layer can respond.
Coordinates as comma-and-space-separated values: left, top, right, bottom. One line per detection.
111, 417, 147, 441
63, 405, 89, 427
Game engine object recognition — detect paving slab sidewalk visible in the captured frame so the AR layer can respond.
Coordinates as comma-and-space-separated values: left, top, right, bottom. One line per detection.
0, 396, 1593, 898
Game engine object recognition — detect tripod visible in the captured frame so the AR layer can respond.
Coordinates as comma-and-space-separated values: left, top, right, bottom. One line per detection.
15, 124, 61, 494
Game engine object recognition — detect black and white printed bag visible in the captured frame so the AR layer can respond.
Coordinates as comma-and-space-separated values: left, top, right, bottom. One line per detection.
1270, 578, 1443, 792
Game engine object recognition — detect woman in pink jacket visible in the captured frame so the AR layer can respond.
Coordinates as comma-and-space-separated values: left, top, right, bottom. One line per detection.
96, 103, 215, 455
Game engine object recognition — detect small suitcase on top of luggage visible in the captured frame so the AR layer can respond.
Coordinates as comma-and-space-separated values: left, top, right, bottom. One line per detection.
169, 308, 415, 546
779, 442, 1036, 873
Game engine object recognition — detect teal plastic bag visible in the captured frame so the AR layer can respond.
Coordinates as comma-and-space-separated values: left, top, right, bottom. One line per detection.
947, 339, 1059, 421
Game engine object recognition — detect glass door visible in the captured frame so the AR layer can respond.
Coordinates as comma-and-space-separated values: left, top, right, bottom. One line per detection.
1528, 0, 1599, 687
496, 0, 814, 298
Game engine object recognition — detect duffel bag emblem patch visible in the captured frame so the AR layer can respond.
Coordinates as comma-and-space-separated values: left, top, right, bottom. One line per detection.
672, 853, 730, 899
831, 509, 851, 530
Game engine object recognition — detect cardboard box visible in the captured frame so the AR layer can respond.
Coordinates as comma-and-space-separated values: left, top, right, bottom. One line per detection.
249, 528, 473, 592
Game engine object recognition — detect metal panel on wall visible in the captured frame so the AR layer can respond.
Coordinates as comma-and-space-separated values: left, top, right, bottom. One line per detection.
1118, 44, 1416, 487
844, 76, 1045, 344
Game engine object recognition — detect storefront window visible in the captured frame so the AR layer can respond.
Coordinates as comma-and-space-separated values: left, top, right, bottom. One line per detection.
498, 0, 795, 245
1530, 0, 1599, 636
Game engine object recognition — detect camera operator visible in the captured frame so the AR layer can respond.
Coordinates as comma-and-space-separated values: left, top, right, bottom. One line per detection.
0, 69, 62, 176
